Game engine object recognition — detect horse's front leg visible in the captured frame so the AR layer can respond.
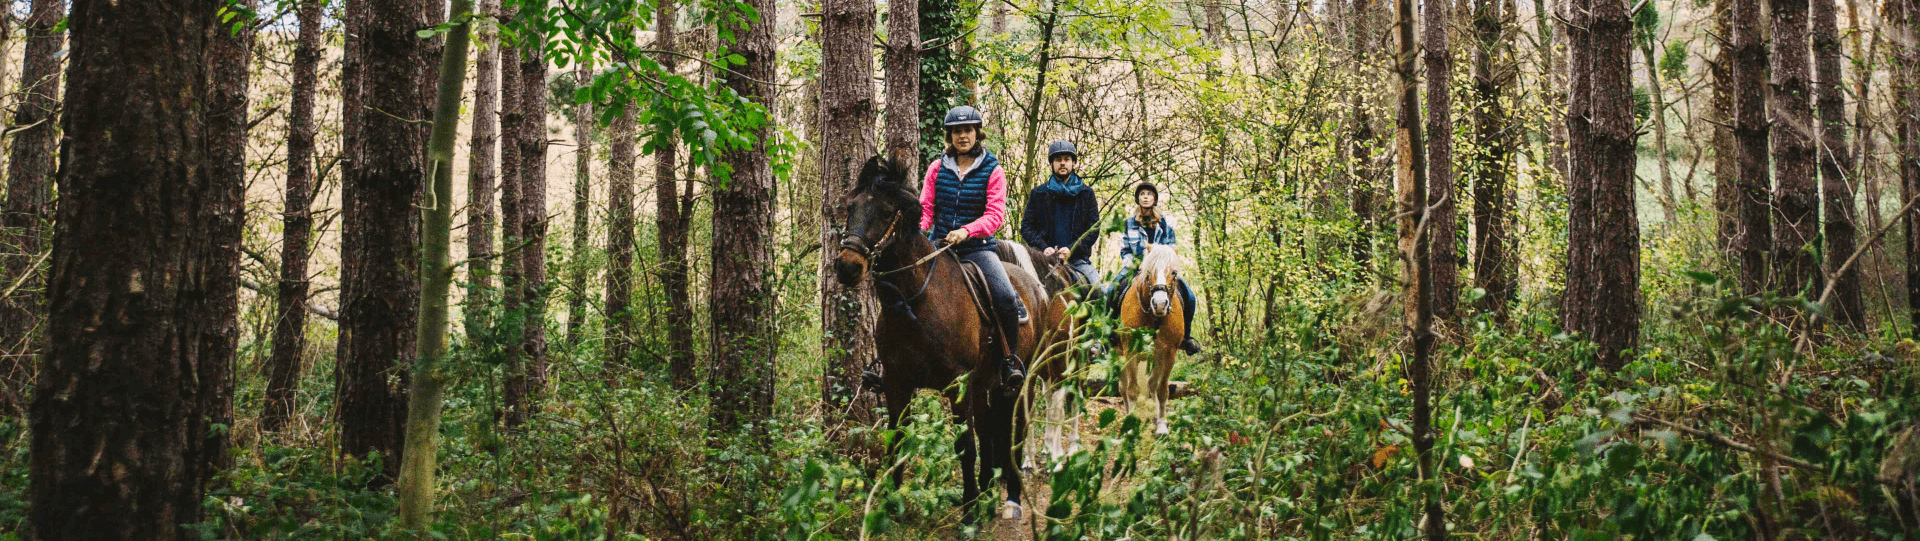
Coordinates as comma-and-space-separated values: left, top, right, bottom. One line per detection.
1152, 334, 1179, 435
955, 424, 980, 527
987, 393, 1025, 520
884, 384, 914, 489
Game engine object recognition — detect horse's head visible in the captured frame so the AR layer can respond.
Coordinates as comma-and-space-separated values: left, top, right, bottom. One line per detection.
1136, 244, 1183, 318
835, 155, 921, 285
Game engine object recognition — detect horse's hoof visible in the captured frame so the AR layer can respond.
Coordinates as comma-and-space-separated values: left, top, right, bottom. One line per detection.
1155, 418, 1169, 435
1001, 500, 1023, 520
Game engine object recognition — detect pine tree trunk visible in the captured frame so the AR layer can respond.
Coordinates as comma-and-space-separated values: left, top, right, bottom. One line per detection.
821, 0, 879, 431
1773, 0, 1819, 299
1902, 1, 1920, 331
885, 0, 920, 165
1425, 0, 1458, 326
397, 0, 473, 527
710, 0, 779, 434
1814, 0, 1862, 329
466, 0, 501, 342
1850, 0, 1882, 253
339, 0, 428, 478
1471, 0, 1513, 318
1391, 1, 1443, 538
656, 0, 697, 391
30, 1, 228, 535
568, 62, 593, 345
496, 36, 526, 422
0, 0, 63, 414
605, 26, 638, 375
505, 30, 550, 429
1712, 0, 1738, 258
265, 0, 325, 432
1732, 0, 1773, 296
1562, 0, 1594, 335
1589, 0, 1641, 370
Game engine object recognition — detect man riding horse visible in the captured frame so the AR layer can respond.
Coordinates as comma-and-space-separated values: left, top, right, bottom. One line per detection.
1019, 140, 1100, 288
1110, 182, 1203, 355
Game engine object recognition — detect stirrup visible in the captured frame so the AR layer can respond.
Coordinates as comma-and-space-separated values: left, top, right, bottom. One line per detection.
1003, 355, 1026, 392
1015, 302, 1030, 325
1180, 337, 1203, 355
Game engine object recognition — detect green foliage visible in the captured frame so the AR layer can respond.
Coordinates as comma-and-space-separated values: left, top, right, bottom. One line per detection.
1660, 41, 1689, 81
917, 0, 983, 160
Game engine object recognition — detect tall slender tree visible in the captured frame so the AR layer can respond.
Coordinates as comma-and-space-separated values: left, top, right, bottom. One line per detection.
0, 0, 65, 414
1471, 0, 1513, 318
397, 0, 475, 527
339, 0, 429, 477
1712, 0, 1737, 255
266, 0, 326, 432
505, 16, 551, 429
1814, 0, 1861, 329
466, 0, 502, 342
1589, 0, 1641, 369
1391, 0, 1443, 538
1773, 0, 1819, 299
568, 61, 594, 344
1635, 3, 1677, 221
820, 0, 879, 431
656, 0, 696, 390
605, 24, 638, 375
1903, 0, 1920, 331
31, 0, 230, 535
1424, 0, 1458, 325
1562, 0, 1595, 335
1347, 0, 1378, 274
710, 0, 779, 433
1732, 0, 1772, 295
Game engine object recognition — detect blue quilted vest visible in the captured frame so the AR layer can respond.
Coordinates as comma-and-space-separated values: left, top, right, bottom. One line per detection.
930, 150, 1000, 253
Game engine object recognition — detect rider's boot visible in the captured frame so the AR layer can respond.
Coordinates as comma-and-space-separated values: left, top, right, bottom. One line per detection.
1000, 308, 1026, 393
1180, 336, 1204, 355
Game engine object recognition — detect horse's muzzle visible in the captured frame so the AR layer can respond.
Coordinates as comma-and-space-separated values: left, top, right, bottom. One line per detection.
1150, 290, 1172, 318
834, 249, 869, 285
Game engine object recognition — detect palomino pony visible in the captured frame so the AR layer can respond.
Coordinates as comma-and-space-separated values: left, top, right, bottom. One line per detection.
1118, 244, 1185, 435
833, 156, 1056, 523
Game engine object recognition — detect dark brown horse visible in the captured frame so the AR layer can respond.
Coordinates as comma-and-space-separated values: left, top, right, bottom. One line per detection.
834, 156, 1054, 524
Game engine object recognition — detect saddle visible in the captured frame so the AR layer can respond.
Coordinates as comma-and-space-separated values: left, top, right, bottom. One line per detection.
956, 259, 1015, 358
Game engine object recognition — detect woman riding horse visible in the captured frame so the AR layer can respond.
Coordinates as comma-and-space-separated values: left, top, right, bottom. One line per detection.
834, 155, 1052, 524
1109, 182, 1202, 355
922, 105, 1030, 390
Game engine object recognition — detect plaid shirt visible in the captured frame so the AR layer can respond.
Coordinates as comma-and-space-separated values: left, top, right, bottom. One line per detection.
1119, 215, 1177, 272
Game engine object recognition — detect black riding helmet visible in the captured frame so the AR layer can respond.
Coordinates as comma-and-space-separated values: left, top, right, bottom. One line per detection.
1047, 140, 1078, 159
1135, 181, 1159, 199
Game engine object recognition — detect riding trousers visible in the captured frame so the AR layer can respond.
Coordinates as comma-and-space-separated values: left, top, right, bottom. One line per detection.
960, 249, 1024, 355
1067, 258, 1098, 288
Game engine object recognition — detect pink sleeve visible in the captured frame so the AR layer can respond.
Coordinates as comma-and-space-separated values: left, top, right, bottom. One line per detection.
962, 167, 1007, 238
919, 161, 940, 232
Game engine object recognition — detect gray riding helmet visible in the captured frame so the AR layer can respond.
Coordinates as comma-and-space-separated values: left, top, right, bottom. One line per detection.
943, 105, 985, 127
1047, 140, 1078, 159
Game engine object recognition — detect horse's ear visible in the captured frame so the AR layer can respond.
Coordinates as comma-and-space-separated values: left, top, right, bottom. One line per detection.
856, 155, 887, 193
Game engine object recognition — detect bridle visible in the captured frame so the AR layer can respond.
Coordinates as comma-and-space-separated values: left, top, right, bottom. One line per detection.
1137, 262, 1175, 319
838, 210, 901, 262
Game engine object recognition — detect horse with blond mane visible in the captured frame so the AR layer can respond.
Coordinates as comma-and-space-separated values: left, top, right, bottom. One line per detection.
1117, 243, 1185, 435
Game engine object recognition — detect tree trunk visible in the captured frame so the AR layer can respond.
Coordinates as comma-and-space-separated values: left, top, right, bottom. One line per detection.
1850, 0, 1882, 254
1903, 1, 1920, 331
657, 0, 697, 391
466, 0, 501, 342
1019, 1, 1062, 195
504, 29, 550, 429
1814, 0, 1861, 329
339, 0, 428, 478
265, 0, 325, 432
1425, 0, 1458, 326
1562, 0, 1594, 335
1733, 0, 1772, 296
821, 0, 879, 432
568, 61, 593, 345
710, 0, 779, 434
1533, 0, 1564, 183
1391, 0, 1443, 539
885, 0, 921, 165
1773, 0, 1819, 299
1589, 0, 1641, 370
30, 0, 229, 536
0, 0, 64, 414
605, 26, 637, 375
1348, 0, 1377, 276
397, 0, 474, 528
1640, 20, 1676, 222
1713, 0, 1738, 257
1471, 0, 1513, 318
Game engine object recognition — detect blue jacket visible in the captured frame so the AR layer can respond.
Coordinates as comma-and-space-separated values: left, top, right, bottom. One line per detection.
1019, 174, 1100, 263
919, 149, 1007, 254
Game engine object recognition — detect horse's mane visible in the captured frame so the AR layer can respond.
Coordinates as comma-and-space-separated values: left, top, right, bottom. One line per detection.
1139, 244, 1182, 279
856, 155, 923, 226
